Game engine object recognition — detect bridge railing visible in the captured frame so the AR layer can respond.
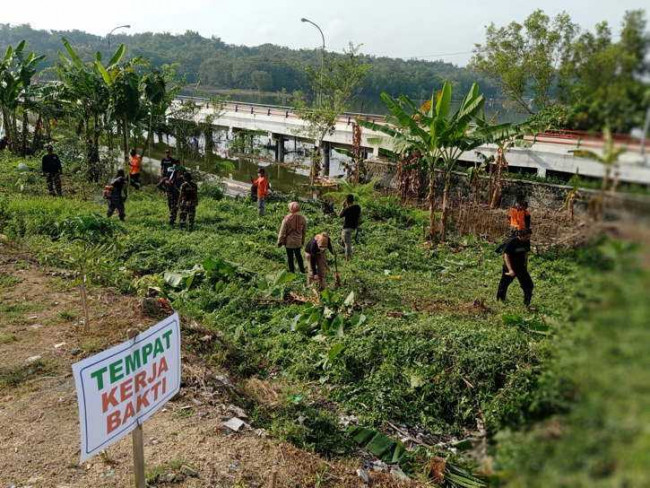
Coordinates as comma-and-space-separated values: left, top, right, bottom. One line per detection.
175, 95, 386, 125
175, 95, 649, 153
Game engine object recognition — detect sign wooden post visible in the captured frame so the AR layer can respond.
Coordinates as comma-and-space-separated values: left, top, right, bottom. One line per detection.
72, 313, 181, 479
128, 329, 147, 488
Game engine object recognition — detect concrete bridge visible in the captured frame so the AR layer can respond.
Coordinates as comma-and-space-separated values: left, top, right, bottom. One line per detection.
174, 96, 650, 186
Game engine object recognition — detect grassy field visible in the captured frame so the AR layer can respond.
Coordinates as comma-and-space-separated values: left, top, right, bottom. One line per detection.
1, 153, 648, 485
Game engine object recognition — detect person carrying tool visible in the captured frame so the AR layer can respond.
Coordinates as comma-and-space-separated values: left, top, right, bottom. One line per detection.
496, 228, 534, 307
277, 201, 307, 273
304, 232, 334, 290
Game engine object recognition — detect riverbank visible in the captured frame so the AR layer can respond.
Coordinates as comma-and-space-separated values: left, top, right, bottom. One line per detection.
1, 153, 649, 485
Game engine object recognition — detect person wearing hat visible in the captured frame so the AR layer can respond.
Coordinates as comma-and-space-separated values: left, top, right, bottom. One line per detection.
277, 202, 307, 273
41, 145, 63, 196
304, 232, 333, 289
496, 228, 534, 306
178, 171, 199, 231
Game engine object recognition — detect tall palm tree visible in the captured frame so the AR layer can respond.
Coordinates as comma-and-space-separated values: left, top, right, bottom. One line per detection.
361, 82, 519, 241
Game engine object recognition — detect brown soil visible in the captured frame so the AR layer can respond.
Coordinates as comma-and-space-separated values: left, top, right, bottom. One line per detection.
0, 248, 419, 488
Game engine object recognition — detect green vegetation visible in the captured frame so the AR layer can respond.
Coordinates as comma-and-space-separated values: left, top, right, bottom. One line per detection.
0, 272, 22, 288
0, 24, 500, 106
0, 358, 52, 389
495, 244, 650, 486
2, 153, 648, 484
361, 81, 520, 240
472, 9, 650, 132
0, 332, 17, 344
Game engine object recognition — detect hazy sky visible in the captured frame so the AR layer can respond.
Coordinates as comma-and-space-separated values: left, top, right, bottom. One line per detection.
2, 0, 648, 65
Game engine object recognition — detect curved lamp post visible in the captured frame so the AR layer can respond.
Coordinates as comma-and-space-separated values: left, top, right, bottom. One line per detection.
107, 24, 131, 49
301, 17, 325, 107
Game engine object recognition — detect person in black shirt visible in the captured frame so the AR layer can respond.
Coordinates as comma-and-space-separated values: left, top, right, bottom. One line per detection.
106, 169, 127, 221
41, 145, 63, 196
338, 194, 361, 260
160, 148, 177, 178
496, 228, 534, 306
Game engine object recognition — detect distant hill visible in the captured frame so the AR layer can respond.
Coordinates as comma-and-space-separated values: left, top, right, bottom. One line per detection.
0, 24, 500, 106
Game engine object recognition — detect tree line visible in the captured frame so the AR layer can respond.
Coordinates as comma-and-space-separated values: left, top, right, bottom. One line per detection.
472, 9, 650, 133
0, 24, 499, 103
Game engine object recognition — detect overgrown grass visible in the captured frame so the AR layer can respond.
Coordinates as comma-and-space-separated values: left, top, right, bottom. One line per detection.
493, 252, 650, 486
0, 359, 52, 389
1, 154, 647, 484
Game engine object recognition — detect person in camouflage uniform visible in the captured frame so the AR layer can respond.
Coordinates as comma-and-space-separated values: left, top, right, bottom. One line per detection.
164, 162, 184, 226
178, 172, 199, 231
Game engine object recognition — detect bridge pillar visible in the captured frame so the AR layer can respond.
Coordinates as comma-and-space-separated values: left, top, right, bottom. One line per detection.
321, 141, 331, 177
371, 146, 380, 159
274, 135, 285, 163
537, 167, 547, 178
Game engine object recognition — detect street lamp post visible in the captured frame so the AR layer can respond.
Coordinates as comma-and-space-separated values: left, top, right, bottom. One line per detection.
300, 18, 325, 107
107, 24, 131, 49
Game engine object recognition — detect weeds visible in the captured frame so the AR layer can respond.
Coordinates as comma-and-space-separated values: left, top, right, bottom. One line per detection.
0, 359, 52, 389
0, 154, 642, 482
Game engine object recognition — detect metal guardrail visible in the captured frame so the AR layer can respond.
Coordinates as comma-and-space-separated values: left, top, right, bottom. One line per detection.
175, 95, 386, 124
175, 95, 650, 153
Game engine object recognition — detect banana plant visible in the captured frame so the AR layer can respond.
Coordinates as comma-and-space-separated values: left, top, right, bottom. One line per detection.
92, 43, 142, 171
57, 38, 116, 179
15, 44, 45, 155
0, 41, 45, 154
360, 82, 521, 241
570, 127, 626, 220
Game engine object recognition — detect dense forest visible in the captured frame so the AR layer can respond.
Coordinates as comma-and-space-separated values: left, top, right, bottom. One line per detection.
0, 24, 499, 104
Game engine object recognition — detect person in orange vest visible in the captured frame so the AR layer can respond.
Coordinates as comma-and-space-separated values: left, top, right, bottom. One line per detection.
252, 167, 269, 216
129, 148, 142, 190
507, 199, 531, 235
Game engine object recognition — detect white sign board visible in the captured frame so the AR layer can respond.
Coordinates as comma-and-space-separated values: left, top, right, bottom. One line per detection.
72, 313, 181, 462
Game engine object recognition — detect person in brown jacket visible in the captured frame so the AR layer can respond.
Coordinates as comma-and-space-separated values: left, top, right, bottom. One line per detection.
305, 232, 333, 289
277, 201, 307, 273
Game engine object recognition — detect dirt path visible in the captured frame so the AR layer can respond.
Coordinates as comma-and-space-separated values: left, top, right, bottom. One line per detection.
0, 248, 415, 488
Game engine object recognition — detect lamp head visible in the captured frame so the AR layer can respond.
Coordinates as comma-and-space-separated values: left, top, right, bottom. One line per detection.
301, 18, 308, 22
